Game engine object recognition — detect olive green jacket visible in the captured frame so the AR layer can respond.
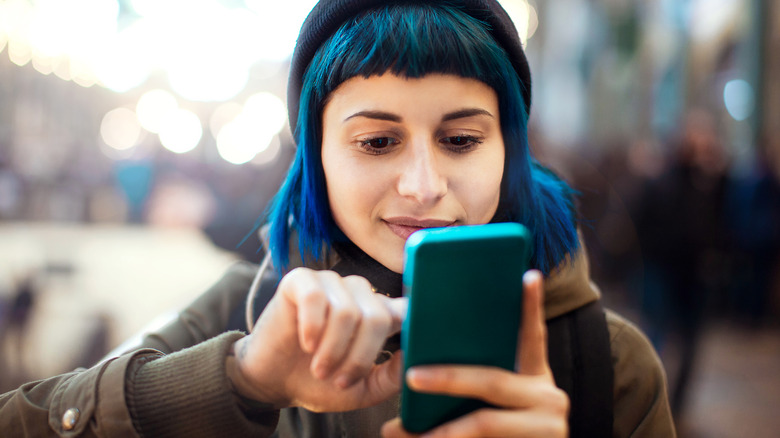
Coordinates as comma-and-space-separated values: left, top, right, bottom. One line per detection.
0, 245, 675, 437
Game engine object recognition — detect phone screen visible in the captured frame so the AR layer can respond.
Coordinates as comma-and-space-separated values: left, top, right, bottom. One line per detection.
400, 222, 531, 433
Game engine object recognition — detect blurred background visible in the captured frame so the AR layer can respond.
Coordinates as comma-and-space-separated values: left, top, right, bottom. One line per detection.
0, 0, 777, 436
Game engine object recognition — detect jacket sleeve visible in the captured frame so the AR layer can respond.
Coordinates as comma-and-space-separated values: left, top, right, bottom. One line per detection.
607, 311, 677, 438
0, 261, 281, 437
0, 348, 157, 437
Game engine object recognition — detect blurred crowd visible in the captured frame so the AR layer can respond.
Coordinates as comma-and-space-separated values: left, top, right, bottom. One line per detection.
549, 108, 780, 419
1, 1, 779, 434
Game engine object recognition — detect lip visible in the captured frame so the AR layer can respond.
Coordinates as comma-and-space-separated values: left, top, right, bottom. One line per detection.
383, 217, 455, 240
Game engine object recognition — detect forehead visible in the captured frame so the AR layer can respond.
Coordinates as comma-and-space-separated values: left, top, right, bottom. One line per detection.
323, 73, 499, 123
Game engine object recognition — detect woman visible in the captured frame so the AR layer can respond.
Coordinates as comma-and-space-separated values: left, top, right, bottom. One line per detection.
0, 1, 675, 437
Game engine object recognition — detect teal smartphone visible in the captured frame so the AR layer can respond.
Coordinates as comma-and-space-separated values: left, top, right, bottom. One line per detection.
400, 222, 532, 433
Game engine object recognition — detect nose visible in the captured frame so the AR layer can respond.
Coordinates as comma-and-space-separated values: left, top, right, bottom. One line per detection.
396, 141, 448, 205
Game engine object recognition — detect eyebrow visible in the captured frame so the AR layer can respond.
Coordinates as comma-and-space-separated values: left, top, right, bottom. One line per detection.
441, 108, 495, 122
344, 108, 494, 123
344, 111, 401, 123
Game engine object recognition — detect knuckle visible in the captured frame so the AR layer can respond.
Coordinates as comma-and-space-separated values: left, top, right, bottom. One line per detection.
299, 286, 326, 306
285, 267, 312, 281
296, 288, 325, 307
544, 386, 570, 416
555, 389, 571, 416
319, 269, 343, 282
469, 409, 496, 433
279, 268, 318, 295
480, 374, 503, 396
362, 310, 392, 333
332, 305, 360, 327
344, 275, 373, 292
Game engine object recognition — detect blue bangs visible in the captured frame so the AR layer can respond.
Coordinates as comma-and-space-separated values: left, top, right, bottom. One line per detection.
308, 4, 514, 103
265, 2, 578, 274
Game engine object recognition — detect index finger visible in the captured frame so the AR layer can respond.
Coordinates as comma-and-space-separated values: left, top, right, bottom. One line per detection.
377, 295, 408, 335
516, 270, 550, 375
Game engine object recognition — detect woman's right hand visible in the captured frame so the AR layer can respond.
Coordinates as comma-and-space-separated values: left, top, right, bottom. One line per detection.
227, 267, 407, 412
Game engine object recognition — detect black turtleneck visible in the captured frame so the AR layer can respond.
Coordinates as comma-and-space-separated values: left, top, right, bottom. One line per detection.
330, 240, 403, 299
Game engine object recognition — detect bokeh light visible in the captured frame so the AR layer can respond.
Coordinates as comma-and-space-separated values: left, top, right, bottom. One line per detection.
251, 134, 282, 166
2, 0, 310, 102
101, 108, 142, 151
214, 92, 286, 165
242, 92, 287, 135
244, 0, 319, 62
128, 0, 178, 17
0, 4, 8, 55
162, 4, 254, 101
91, 21, 154, 93
209, 102, 244, 140
158, 109, 203, 154
216, 121, 273, 165
690, 0, 742, 43
136, 89, 179, 134
724, 79, 755, 121
501, 0, 539, 44
27, 0, 119, 59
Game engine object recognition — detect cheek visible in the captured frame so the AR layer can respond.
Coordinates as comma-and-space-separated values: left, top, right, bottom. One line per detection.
475, 172, 503, 220
462, 149, 504, 221
322, 151, 383, 225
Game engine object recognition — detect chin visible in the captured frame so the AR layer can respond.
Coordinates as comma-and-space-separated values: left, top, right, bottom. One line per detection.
387, 260, 404, 274
374, 250, 404, 274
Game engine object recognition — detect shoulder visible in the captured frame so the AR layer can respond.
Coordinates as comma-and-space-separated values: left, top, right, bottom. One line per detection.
221, 260, 261, 283
605, 309, 677, 437
605, 310, 661, 373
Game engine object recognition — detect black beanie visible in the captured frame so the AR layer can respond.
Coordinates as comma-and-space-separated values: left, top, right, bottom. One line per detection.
286, 0, 532, 134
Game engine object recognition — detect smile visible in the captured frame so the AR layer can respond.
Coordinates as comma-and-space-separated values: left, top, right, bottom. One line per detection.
383, 217, 455, 240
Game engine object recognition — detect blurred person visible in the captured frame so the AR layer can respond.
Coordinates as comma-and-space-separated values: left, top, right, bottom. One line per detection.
724, 136, 780, 325
634, 108, 731, 417
0, 1, 674, 437
0, 273, 37, 392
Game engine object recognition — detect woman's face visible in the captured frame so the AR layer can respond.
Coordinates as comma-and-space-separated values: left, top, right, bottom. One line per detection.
321, 73, 505, 273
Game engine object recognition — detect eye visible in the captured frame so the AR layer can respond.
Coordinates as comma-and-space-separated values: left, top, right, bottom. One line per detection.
357, 137, 398, 154
441, 135, 483, 152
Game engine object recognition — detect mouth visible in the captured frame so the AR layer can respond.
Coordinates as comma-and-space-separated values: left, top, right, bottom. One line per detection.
383, 217, 455, 240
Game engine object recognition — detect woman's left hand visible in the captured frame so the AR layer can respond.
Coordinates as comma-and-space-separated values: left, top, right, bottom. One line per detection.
381, 270, 569, 438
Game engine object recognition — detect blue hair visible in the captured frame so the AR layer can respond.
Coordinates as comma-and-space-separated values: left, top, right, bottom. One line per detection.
265, 3, 578, 274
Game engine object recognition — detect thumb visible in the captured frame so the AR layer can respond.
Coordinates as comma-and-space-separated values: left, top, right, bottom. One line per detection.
364, 350, 404, 403
516, 270, 550, 375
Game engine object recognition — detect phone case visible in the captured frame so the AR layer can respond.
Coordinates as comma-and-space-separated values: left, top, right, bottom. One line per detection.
400, 222, 532, 433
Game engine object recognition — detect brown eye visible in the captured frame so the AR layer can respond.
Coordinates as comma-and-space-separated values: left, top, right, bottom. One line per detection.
362, 137, 394, 149
441, 135, 483, 153
449, 136, 472, 146
356, 136, 399, 155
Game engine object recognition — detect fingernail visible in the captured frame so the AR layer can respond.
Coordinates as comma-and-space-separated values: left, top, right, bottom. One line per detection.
523, 270, 541, 286
406, 367, 432, 388
335, 374, 351, 389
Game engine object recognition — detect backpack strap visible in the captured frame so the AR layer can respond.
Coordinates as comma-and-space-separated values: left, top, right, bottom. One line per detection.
547, 300, 614, 438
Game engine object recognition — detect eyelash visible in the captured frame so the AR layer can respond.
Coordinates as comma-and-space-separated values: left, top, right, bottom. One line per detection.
356, 135, 484, 155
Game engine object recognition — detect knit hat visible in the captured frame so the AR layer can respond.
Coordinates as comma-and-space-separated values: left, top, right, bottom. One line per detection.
286, 0, 532, 134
